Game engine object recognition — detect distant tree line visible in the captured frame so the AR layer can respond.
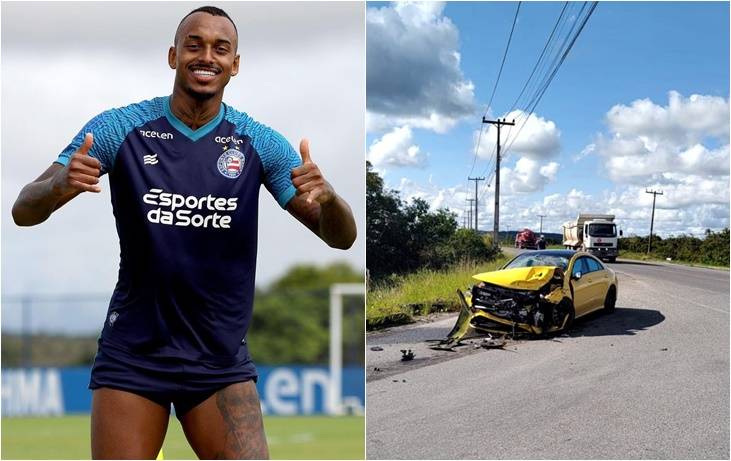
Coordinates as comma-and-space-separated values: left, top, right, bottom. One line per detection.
367, 162, 499, 282
2, 263, 364, 367
620, 228, 729, 266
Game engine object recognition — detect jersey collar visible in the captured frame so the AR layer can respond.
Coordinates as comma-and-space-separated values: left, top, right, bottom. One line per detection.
163, 96, 225, 142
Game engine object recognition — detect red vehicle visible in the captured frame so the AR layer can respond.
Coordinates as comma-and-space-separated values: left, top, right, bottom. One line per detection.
514, 228, 537, 249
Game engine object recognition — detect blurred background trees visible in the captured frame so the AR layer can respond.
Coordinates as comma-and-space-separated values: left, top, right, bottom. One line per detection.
2, 262, 364, 367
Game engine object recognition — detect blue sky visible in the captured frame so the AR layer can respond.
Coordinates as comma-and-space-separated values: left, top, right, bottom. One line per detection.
367, 1, 729, 237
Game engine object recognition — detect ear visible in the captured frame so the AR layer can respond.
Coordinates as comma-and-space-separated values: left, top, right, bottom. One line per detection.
168, 46, 177, 69
231, 54, 240, 76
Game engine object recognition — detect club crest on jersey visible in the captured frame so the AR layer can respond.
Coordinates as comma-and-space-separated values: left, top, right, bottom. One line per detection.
217, 149, 245, 178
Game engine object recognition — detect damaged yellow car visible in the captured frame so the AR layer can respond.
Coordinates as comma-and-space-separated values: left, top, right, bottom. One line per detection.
444, 250, 618, 345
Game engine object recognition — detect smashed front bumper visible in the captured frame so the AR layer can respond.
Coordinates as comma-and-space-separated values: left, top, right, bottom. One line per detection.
440, 268, 571, 347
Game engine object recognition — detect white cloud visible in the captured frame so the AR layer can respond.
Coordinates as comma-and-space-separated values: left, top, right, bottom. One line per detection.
607, 175, 729, 209
574, 143, 595, 161
591, 91, 729, 184
606, 91, 729, 144
470, 110, 562, 195
395, 177, 468, 212
366, 1, 476, 133
475, 110, 561, 161
500, 158, 561, 194
516, 184, 730, 238
367, 126, 427, 168
502, 111, 561, 160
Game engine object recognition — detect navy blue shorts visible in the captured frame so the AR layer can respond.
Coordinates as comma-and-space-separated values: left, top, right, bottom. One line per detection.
89, 346, 258, 419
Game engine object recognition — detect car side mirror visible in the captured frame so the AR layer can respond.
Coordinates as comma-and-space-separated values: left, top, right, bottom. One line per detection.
620, 230, 623, 237
572, 271, 582, 280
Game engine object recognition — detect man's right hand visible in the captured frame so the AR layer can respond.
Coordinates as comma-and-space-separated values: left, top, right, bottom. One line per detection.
52, 133, 102, 194
12, 132, 103, 226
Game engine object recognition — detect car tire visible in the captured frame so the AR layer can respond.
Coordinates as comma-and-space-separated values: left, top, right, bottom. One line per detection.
607, 257, 616, 263
603, 286, 616, 313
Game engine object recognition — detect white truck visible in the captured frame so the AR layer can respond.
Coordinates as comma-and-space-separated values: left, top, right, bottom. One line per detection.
562, 213, 622, 262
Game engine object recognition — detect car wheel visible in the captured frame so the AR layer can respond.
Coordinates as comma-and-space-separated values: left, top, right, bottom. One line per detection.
607, 257, 616, 263
603, 286, 616, 313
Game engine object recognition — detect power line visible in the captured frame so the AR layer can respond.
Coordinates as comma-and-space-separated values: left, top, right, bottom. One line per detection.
475, 2, 574, 201
502, 2, 598, 160
467, 2, 522, 179
472, 2, 598, 209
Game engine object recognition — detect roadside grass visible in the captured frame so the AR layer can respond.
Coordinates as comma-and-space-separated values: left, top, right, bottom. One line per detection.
618, 251, 729, 270
367, 257, 509, 329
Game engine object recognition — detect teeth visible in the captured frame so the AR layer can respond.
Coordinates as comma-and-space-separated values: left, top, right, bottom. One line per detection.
193, 70, 216, 76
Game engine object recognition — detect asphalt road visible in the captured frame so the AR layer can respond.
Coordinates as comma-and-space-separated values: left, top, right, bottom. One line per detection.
366, 258, 729, 459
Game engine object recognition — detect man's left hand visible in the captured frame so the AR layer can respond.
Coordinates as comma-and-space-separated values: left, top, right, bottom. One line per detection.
291, 139, 334, 205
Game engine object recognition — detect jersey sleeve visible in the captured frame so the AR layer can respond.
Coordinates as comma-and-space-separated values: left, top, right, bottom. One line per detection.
255, 128, 302, 209
56, 96, 167, 174
55, 110, 122, 175
224, 106, 302, 208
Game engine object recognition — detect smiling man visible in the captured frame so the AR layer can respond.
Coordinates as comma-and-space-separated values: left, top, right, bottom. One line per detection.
11, 6, 356, 459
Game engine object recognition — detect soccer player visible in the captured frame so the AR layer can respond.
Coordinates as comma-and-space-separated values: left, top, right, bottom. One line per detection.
11, 6, 357, 459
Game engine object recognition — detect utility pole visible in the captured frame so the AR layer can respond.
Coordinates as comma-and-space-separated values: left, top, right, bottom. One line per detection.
467, 177, 484, 231
482, 117, 515, 246
466, 199, 475, 229
645, 189, 663, 254
537, 214, 546, 234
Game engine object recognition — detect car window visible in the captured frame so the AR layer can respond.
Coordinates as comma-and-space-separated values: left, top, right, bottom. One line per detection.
571, 257, 588, 277
504, 254, 570, 270
586, 257, 603, 273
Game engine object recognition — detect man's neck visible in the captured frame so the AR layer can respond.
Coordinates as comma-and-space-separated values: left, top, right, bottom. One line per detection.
169, 89, 223, 130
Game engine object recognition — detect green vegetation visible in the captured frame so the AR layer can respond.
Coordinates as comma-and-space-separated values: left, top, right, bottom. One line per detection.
367, 162, 499, 282
619, 250, 729, 269
366, 163, 503, 328
1, 335, 97, 367
2, 262, 364, 367
619, 229, 729, 267
1, 415, 364, 459
367, 258, 508, 328
249, 262, 364, 366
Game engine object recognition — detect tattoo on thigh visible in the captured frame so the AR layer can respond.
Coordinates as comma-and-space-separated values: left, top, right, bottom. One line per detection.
216, 383, 269, 459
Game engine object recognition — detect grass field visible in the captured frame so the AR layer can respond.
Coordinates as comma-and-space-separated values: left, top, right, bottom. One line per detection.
1, 415, 364, 459
366, 257, 509, 328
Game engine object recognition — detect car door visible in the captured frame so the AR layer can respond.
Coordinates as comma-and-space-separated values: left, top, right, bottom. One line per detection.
584, 256, 610, 311
570, 256, 592, 316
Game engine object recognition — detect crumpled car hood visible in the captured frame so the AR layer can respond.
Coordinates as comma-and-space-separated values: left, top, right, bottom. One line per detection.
472, 266, 558, 290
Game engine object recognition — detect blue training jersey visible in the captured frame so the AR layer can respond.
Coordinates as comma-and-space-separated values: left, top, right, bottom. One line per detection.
56, 96, 301, 375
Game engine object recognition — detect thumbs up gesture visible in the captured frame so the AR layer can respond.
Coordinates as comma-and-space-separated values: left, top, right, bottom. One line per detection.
53, 133, 102, 194
291, 139, 334, 205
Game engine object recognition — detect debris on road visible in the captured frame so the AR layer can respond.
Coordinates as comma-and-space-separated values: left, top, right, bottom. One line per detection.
480, 338, 506, 349
400, 349, 415, 361
370, 346, 384, 351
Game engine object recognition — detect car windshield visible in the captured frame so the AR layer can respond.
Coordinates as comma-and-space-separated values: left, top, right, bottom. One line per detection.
588, 223, 616, 237
503, 254, 570, 270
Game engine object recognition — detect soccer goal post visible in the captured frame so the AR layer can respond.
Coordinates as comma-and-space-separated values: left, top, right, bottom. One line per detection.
328, 283, 365, 415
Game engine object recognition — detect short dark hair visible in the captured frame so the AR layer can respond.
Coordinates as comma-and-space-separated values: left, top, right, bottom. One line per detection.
174, 6, 238, 45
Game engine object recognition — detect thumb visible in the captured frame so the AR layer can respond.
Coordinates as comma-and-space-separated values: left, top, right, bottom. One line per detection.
299, 138, 312, 164
78, 133, 94, 156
